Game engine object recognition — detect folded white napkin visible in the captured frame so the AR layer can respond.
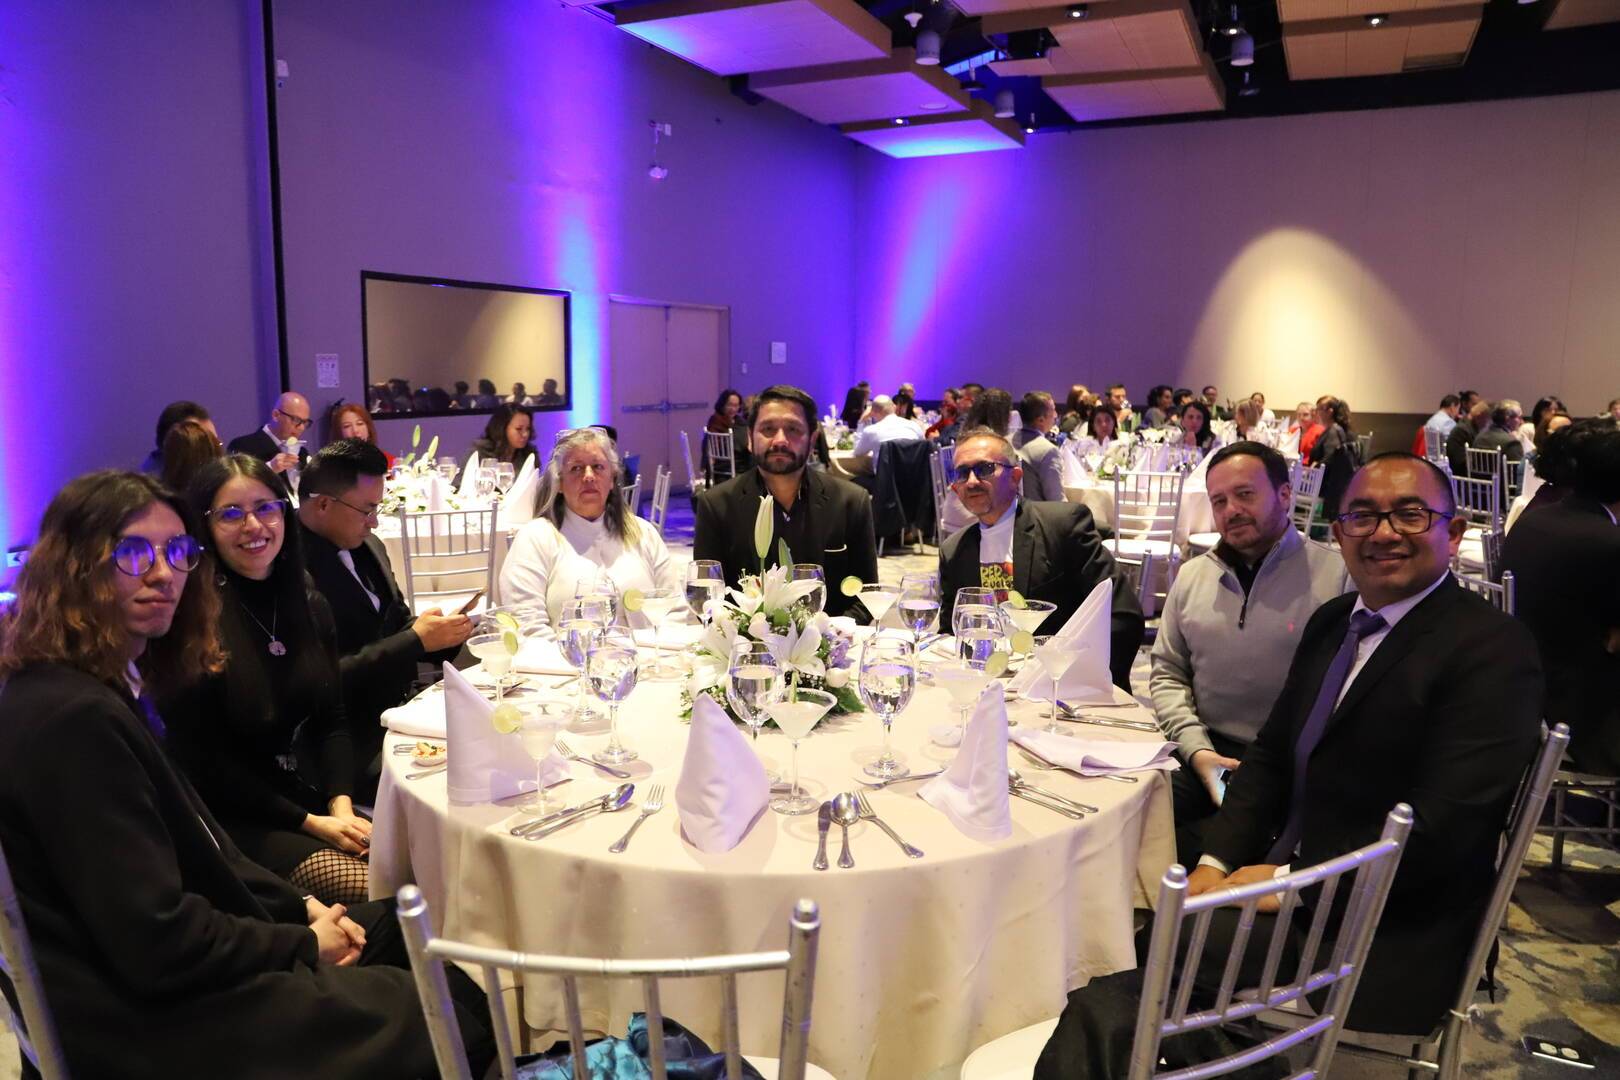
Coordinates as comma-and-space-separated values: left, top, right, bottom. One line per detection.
382, 692, 446, 739
427, 474, 450, 514
675, 693, 770, 852
919, 682, 1012, 842
1010, 728, 1179, 776
513, 638, 578, 676
503, 456, 539, 526
1009, 579, 1114, 705
443, 662, 566, 805
457, 451, 481, 498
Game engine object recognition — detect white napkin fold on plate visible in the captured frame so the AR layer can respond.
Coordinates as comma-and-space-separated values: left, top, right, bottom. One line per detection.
1011, 728, 1179, 776
457, 451, 481, 498
382, 692, 446, 739
443, 662, 566, 804
919, 683, 1012, 842
675, 693, 770, 852
1008, 579, 1114, 705
503, 456, 539, 526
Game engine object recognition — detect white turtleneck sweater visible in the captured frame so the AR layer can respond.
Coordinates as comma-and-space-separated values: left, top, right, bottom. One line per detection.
499, 508, 680, 633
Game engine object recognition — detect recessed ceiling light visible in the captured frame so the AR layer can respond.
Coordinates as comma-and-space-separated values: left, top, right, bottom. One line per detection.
1024, 113, 1037, 134
1366, 13, 1389, 25
1067, 4, 1088, 18
920, 101, 951, 111
893, 117, 909, 125
1224, 3, 1243, 35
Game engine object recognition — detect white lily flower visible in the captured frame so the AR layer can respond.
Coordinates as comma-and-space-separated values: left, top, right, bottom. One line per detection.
687, 656, 724, 698
699, 612, 740, 660
766, 621, 825, 679
748, 613, 771, 641
753, 496, 774, 563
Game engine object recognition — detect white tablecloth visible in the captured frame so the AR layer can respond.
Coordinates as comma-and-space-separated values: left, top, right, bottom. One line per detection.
371, 665, 1174, 1080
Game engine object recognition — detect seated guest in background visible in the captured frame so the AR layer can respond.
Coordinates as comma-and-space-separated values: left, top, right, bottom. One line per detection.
1309, 395, 1357, 517
926, 387, 962, 442
474, 377, 500, 408
1231, 400, 1273, 447
1424, 394, 1461, 443
1141, 385, 1175, 429
1152, 443, 1349, 865
451, 379, 472, 407
1069, 402, 1122, 459
1058, 384, 1093, 436
705, 387, 749, 480
1012, 391, 1064, 501
0, 470, 490, 1079
298, 440, 472, 800
327, 401, 393, 467
228, 390, 312, 475
1288, 400, 1319, 440
508, 381, 530, 405
963, 386, 1015, 438
893, 388, 919, 422
1504, 418, 1620, 776
694, 385, 877, 618
1201, 385, 1229, 421
467, 401, 536, 476
1172, 388, 1195, 414
1459, 388, 1481, 416
1106, 382, 1136, 432
535, 377, 563, 406
852, 394, 924, 465
1609, 398, 1620, 422
141, 400, 218, 474
159, 418, 224, 495
1447, 398, 1490, 477
1174, 400, 1218, 455
1532, 409, 1571, 464
940, 429, 1143, 689
840, 382, 870, 430
1470, 400, 1526, 472
161, 455, 370, 906
502, 427, 681, 629
1037, 456, 1542, 1077
1529, 395, 1565, 430
1248, 391, 1275, 423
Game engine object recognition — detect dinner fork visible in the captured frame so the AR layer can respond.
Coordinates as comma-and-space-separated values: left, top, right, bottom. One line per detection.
608, 783, 664, 853
854, 792, 923, 858
554, 736, 634, 779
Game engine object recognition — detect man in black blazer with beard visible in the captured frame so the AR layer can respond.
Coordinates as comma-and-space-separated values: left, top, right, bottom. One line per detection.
939, 428, 1143, 690
1034, 454, 1543, 1078
694, 385, 878, 619
296, 440, 472, 800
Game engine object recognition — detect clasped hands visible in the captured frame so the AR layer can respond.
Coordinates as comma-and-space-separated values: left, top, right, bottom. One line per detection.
1186, 863, 1284, 913
306, 896, 367, 966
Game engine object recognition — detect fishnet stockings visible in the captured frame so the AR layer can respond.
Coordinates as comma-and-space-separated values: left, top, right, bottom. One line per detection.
289, 848, 370, 906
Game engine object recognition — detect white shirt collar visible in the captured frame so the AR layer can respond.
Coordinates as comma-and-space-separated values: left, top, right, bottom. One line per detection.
124, 661, 143, 699
1349, 569, 1450, 629
561, 507, 609, 539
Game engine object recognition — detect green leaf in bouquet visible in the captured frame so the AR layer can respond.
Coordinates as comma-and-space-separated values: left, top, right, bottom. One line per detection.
776, 538, 792, 570
424, 435, 440, 463
411, 424, 422, 448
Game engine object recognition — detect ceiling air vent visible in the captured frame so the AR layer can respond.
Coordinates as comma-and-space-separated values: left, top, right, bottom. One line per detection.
1403, 52, 1467, 72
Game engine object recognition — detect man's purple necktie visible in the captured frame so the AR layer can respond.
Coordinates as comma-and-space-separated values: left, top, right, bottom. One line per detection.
1266, 609, 1388, 864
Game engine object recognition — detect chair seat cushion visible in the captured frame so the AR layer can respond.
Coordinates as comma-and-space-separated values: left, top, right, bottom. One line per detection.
958, 1018, 1060, 1080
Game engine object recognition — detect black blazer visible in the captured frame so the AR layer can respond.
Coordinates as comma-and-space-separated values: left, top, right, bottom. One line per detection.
938, 501, 1144, 690
227, 428, 309, 468
0, 664, 434, 1078
1503, 497, 1620, 775
693, 467, 879, 618
1204, 579, 1543, 1035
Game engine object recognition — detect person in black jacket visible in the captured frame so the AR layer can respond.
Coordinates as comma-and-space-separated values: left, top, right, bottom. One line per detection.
938, 428, 1143, 690
160, 454, 371, 905
0, 470, 491, 1078
1033, 455, 1543, 1078
1308, 396, 1359, 519
227, 390, 311, 475
298, 439, 473, 801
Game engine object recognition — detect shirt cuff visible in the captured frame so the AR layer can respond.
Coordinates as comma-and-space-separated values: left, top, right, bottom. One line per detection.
1196, 854, 1231, 874
1273, 864, 1291, 878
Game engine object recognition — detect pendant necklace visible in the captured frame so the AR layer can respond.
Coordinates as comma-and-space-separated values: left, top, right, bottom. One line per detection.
239, 596, 287, 656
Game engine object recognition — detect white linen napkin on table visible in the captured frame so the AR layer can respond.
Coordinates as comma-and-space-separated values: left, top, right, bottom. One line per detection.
1008, 579, 1114, 705
1010, 728, 1179, 777
382, 691, 447, 739
675, 693, 770, 852
457, 451, 481, 498
502, 456, 539, 526
919, 683, 1012, 842
442, 662, 567, 805
427, 474, 450, 513
513, 638, 578, 676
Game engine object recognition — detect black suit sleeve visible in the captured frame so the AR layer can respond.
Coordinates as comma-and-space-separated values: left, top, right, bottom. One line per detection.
691, 489, 736, 587
847, 488, 880, 593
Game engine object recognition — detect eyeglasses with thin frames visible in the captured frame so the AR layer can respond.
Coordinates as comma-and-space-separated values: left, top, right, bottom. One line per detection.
327, 494, 380, 521
206, 498, 288, 530
111, 535, 203, 576
273, 408, 312, 432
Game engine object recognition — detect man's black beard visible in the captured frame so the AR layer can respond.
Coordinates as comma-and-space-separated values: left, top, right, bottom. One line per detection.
757, 448, 809, 476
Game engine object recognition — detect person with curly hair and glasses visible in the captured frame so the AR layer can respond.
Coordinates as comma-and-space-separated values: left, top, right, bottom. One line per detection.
0, 470, 493, 1078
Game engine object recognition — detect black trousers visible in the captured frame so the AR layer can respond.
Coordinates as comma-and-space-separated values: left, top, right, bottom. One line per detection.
1170, 729, 1249, 870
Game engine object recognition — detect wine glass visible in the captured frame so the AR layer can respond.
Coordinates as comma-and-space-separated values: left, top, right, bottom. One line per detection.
789, 564, 826, 619
952, 604, 1004, 667
1031, 635, 1080, 734
935, 660, 994, 742
557, 598, 608, 724
475, 464, 498, 501
897, 582, 940, 645
494, 461, 516, 496
636, 585, 683, 678
998, 598, 1057, 659
466, 631, 517, 702
586, 633, 639, 765
858, 636, 916, 779
516, 707, 563, 816
857, 582, 900, 626
685, 560, 725, 624
764, 688, 836, 815
436, 459, 458, 485
726, 640, 782, 744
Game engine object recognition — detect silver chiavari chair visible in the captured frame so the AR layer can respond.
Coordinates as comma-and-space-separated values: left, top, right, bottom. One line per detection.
679, 431, 704, 496
1464, 445, 1500, 482
621, 473, 643, 517
1290, 463, 1325, 537
397, 886, 826, 1080
395, 506, 499, 616
0, 835, 71, 1079
1455, 568, 1515, 615
703, 429, 736, 483
1109, 470, 1185, 618
646, 464, 673, 537
1422, 427, 1447, 466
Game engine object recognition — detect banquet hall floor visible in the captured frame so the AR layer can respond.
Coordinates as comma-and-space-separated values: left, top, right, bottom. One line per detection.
4, 505, 1612, 1077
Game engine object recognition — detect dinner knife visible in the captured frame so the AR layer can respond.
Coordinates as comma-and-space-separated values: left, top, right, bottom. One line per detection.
813, 801, 833, 871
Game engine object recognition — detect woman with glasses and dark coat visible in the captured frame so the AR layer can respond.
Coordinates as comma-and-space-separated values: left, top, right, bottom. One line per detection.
158, 454, 370, 906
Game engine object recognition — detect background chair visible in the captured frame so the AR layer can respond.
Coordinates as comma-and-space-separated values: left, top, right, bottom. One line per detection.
1290, 463, 1325, 537
856, 439, 931, 556
621, 474, 643, 517
646, 464, 672, 537
679, 431, 704, 497
1107, 470, 1185, 619
703, 429, 736, 485
0, 835, 70, 1080
397, 886, 829, 1080
1543, 769, 1620, 874
1455, 568, 1515, 615
395, 507, 499, 616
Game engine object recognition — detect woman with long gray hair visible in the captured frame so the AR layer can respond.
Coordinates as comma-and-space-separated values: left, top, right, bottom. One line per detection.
499, 426, 679, 631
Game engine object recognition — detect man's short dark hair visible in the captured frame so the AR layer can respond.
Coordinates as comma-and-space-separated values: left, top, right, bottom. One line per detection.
1206, 441, 1290, 492
299, 438, 389, 500
1202, 385, 1217, 396
959, 382, 985, 396
1018, 391, 1054, 426
750, 385, 818, 431
1107, 382, 1126, 394
1572, 418, 1620, 504
1439, 394, 1460, 409
1359, 451, 1457, 515
154, 400, 210, 450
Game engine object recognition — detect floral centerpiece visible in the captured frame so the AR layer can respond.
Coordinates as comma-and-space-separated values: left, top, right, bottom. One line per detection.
682, 497, 863, 724
1093, 440, 1137, 481
377, 426, 471, 515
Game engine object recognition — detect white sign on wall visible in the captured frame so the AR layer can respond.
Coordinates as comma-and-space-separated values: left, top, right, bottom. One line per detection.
315, 353, 340, 388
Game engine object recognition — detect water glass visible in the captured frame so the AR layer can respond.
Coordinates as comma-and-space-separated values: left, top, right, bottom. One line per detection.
586, 634, 639, 765
475, 464, 498, 501
685, 560, 725, 624
557, 598, 609, 724
858, 636, 916, 779
789, 564, 827, 618
494, 461, 516, 494
952, 605, 1004, 666
726, 641, 782, 743
436, 459, 458, 485
897, 583, 940, 642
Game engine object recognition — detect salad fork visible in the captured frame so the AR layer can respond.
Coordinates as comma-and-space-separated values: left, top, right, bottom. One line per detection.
608, 783, 664, 853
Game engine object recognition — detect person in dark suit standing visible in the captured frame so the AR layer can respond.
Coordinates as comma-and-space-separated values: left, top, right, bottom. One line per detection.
693, 384, 878, 618
228, 390, 312, 476
297, 440, 474, 800
938, 428, 1143, 690
1033, 454, 1543, 1078
1503, 417, 1620, 776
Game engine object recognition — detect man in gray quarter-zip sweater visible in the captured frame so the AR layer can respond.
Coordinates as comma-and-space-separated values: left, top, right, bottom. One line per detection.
1151, 443, 1350, 865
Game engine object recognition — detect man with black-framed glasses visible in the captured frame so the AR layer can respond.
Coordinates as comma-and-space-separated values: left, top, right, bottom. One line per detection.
937, 427, 1142, 690
228, 390, 313, 475
298, 439, 471, 799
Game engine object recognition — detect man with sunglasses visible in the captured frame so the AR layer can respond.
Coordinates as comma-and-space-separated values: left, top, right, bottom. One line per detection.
228, 390, 313, 475
938, 428, 1142, 690
298, 439, 472, 799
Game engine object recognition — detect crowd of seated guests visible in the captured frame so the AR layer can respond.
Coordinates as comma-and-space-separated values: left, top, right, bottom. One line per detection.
364, 374, 569, 414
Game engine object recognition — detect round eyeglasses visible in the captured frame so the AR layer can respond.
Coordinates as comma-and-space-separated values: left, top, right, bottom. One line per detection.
1335, 506, 1451, 537
112, 535, 203, 577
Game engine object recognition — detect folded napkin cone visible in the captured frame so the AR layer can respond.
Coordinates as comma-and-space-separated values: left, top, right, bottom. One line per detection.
675, 693, 770, 852
919, 682, 1012, 842
443, 662, 566, 804
1009, 578, 1114, 705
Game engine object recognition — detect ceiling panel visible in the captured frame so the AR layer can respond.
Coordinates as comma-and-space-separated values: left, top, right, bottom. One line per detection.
1345, 25, 1410, 74
1043, 57, 1225, 123
1283, 29, 1348, 78
1284, 7, 1482, 79
615, 0, 890, 76
840, 101, 1026, 157
750, 50, 972, 123
1543, 0, 1620, 29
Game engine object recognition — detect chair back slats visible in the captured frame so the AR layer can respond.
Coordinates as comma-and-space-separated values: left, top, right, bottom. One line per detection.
478, 963, 518, 1080
397, 885, 820, 1079
1112, 471, 1185, 544
1423, 427, 1445, 464
1171, 906, 1210, 1024
1449, 474, 1501, 531
0, 835, 69, 1080
648, 465, 673, 536
704, 430, 736, 482
679, 431, 703, 494
1129, 806, 1413, 1080
1456, 568, 1515, 615
396, 508, 499, 612
622, 474, 642, 517
1465, 445, 1499, 481
1291, 465, 1324, 535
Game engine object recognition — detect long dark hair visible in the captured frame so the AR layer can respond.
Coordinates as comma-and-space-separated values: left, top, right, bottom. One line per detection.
712, 388, 742, 417
1089, 403, 1120, 441
186, 454, 315, 641
0, 471, 225, 694
160, 421, 224, 496
1180, 401, 1215, 449
839, 385, 869, 429
474, 404, 534, 462
1319, 396, 1353, 434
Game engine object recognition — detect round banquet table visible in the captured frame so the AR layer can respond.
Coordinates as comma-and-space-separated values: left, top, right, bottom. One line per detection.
370, 657, 1174, 1080
1061, 475, 1214, 546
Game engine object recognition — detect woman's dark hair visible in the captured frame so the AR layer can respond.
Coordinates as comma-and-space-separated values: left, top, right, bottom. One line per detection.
839, 385, 869, 429
1148, 385, 1173, 410
1062, 386, 1089, 415
0, 471, 225, 692
1533, 411, 1571, 455
713, 388, 742, 415
475, 404, 534, 461
963, 387, 1012, 435
1179, 401, 1215, 448
1565, 417, 1620, 503
186, 455, 309, 597
893, 390, 915, 419
477, 378, 497, 396
1529, 396, 1566, 428
153, 400, 211, 452
1319, 396, 1353, 434
160, 421, 224, 496
1090, 403, 1120, 439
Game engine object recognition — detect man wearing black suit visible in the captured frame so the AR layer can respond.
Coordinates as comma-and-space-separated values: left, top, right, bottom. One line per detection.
1503, 418, 1620, 776
1468, 399, 1526, 475
1034, 454, 1543, 1077
297, 440, 472, 800
229, 390, 313, 475
939, 428, 1143, 690
694, 385, 878, 618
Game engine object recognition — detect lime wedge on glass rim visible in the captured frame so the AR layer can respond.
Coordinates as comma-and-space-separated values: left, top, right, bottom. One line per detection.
840, 575, 862, 597
984, 650, 1011, 678
501, 629, 520, 656
1004, 590, 1027, 608
1010, 631, 1035, 655
493, 611, 520, 633
490, 703, 522, 734
621, 588, 644, 613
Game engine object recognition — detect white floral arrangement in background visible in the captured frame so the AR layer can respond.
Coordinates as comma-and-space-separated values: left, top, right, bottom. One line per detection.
376, 427, 469, 516
1095, 440, 1137, 480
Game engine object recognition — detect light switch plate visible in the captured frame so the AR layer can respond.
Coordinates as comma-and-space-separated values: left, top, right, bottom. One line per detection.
315, 353, 340, 389
769, 341, 787, 365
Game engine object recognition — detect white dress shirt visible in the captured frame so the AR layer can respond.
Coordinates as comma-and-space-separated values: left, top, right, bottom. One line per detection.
499, 508, 679, 633
977, 498, 1019, 565
336, 548, 381, 612
852, 412, 926, 459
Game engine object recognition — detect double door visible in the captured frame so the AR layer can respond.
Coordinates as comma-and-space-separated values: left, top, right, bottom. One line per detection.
609, 298, 729, 495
